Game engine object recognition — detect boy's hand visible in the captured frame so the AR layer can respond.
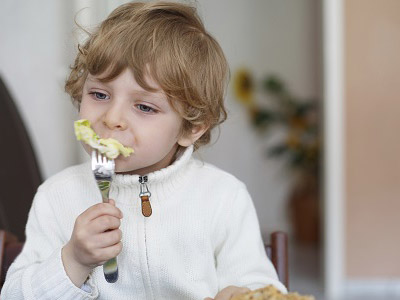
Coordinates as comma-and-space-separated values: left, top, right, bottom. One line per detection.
204, 286, 251, 300
62, 199, 123, 287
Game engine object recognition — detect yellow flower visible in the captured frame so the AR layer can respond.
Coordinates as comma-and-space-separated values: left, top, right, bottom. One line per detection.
233, 69, 254, 104
289, 116, 307, 130
286, 131, 300, 149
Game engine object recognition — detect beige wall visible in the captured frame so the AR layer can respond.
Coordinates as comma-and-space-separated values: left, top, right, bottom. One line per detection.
345, 0, 400, 277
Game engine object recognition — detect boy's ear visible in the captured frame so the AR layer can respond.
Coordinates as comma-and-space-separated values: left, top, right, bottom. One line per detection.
177, 124, 209, 147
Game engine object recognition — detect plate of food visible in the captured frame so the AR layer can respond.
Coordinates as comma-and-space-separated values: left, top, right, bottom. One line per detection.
232, 285, 315, 300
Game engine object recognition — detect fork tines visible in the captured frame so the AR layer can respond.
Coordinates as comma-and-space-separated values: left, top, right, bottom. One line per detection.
91, 150, 115, 179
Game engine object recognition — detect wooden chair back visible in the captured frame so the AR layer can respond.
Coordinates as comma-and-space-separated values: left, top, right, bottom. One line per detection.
265, 231, 289, 289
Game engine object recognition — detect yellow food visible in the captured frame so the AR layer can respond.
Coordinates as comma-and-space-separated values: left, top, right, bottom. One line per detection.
74, 119, 134, 159
231, 285, 314, 300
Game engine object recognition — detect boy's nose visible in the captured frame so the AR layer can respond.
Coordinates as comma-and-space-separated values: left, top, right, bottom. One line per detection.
103, 104, 128, 131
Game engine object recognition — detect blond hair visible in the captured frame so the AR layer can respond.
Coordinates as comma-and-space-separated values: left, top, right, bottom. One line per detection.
65, 1, 229, 150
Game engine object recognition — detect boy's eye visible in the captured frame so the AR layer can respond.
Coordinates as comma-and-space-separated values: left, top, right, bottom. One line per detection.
137, 104, 157, 113
90, 92, 109, 100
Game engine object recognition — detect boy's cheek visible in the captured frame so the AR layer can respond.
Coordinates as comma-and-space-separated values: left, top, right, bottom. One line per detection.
79, 99, 99, 121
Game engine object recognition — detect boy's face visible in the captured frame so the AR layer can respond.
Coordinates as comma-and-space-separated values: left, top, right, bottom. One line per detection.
79, 68, 203, 175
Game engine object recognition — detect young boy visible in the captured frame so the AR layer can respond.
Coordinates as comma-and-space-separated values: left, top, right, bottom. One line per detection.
1, 2, 287, 299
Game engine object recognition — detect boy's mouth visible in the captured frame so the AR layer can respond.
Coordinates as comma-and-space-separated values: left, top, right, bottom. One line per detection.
74, 119, 134, 159
98, 134, 133, 149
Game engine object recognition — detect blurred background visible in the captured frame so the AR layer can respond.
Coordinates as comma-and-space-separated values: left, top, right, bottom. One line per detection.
0, 0, 399, 299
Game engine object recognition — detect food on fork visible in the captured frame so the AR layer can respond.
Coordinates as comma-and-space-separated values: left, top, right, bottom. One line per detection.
231, 285, 315, 300
74, 119, 134, 159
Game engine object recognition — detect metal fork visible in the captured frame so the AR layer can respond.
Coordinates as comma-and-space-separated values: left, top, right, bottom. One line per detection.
91, 150, 119, 283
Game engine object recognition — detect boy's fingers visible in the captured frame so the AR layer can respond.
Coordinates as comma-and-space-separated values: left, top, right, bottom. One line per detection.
96, 241, 123, 262
108, 241, 123, 257
213, 287, 231, 300
92, 229, 122, 248
213, 286, 251, 300
90, 215, 121, 234
81, 203, 123, 222
230, 287, 251, 298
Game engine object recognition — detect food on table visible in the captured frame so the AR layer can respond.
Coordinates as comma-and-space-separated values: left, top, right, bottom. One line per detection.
231, 285, 314, 300
74, 119, 134, 159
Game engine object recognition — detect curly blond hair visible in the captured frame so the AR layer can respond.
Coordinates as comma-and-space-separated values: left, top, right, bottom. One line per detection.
65, 1, 229, 150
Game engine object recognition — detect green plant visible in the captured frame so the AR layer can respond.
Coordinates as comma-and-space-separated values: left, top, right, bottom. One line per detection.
233, 69, 320, 176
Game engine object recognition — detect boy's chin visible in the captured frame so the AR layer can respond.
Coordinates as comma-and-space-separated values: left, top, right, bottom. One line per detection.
114, 159, 143, 175
114, 160, 134, 173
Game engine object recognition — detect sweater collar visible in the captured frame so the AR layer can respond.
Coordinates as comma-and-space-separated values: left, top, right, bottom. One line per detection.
112, 145, 194, 188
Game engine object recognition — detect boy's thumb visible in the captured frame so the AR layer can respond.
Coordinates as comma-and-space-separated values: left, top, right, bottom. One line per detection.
108, 199, 116, 206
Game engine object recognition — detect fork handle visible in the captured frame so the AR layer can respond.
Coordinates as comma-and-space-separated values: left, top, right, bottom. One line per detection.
97, 180, 119, 282
98, 180, 111, 203
103, 257, 118, 283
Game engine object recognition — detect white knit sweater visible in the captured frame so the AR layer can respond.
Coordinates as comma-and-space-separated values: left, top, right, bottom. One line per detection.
1, 145, 287, 300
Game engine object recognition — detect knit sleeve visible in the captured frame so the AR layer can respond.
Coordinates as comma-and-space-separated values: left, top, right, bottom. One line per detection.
214, 185, 288, 293
0, 187, 99, 300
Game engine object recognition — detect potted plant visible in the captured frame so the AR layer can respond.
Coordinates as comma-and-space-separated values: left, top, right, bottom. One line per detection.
233, 69, 320, 245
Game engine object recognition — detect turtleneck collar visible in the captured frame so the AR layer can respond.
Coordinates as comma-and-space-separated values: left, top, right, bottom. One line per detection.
112, 145, 194, 188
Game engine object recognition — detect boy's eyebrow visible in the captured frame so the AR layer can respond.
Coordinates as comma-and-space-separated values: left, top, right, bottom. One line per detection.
86, 77, 166, 102
127, 90, 167, 106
